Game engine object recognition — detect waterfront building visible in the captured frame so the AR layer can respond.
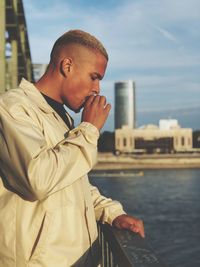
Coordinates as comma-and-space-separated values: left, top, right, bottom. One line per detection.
114, 81, 136, 129
115, 120, 193, 154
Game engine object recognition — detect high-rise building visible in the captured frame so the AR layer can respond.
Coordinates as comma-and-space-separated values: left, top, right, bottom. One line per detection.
114, 80, 136, 129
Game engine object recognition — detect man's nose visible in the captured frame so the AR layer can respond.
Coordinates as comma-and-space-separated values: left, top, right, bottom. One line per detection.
93, 80, 100, 95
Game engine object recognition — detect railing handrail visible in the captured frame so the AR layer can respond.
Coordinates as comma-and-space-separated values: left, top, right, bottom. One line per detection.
98, 223, 167, 267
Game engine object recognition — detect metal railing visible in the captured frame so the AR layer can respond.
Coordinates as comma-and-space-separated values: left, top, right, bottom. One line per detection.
98, 223, 167, 267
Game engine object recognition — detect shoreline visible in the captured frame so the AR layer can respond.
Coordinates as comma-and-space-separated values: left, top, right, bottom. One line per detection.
93, 152, 200, 170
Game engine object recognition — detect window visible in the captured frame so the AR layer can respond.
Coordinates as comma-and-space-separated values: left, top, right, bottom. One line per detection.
181, 137, 185, 146
123, 138, 127, 147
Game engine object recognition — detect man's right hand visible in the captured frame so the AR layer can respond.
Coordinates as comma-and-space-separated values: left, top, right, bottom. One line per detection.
81, 95, 111, 130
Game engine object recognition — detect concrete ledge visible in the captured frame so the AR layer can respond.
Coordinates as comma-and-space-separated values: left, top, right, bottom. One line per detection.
94, 153, 200, 170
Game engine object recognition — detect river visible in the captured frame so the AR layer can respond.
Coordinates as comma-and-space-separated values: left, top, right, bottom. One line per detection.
89, 169, 200, 267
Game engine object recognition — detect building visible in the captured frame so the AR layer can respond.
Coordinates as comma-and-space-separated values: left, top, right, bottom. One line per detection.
114, 81, 136, 129
159, 119, 179, 130
115, 120, 193, 154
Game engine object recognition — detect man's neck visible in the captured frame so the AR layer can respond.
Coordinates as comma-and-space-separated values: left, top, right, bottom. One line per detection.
35, 73, 62, 104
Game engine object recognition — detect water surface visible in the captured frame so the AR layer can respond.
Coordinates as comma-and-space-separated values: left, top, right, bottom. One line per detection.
89, 169, 200, 267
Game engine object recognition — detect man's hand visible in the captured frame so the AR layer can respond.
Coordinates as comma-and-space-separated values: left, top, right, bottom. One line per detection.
112, 214, 145, 238
81, 95, 111, 130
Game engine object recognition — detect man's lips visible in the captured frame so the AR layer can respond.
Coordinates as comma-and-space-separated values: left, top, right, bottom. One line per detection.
82, 94, 96, 106
79, 94, 98, 110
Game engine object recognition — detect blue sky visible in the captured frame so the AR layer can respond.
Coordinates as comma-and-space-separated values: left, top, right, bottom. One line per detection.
23, 0, 200, 130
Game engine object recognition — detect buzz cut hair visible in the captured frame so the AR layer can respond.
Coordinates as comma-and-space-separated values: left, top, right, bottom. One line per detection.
50, 29, 108, 61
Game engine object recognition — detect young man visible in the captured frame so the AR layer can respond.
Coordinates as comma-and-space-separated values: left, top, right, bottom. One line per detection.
0, 29, 144, 267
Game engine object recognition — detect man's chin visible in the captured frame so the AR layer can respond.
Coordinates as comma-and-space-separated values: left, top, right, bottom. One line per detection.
74, 105, 84, 113
65, 101, 85, 113
65, 104, 83, 113
74, 102, 85, 113
74, 108, 82, 113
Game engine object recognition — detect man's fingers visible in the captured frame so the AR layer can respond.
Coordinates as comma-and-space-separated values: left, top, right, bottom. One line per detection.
104, 103, 111, 112
99, 96, 106, 107
112, 215, 145, 238
86, 95, 108, 107
133, 228, 145, 238
85, 95, 95, 106
130, 222, 145, 238
81, 94, 111, 130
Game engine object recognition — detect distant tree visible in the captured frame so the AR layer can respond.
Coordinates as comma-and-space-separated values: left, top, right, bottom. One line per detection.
193, 130, 200, 148
98, 131, 115, 152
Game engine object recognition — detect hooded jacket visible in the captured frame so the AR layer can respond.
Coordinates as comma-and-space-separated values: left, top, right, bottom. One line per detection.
0, 79, 125, 267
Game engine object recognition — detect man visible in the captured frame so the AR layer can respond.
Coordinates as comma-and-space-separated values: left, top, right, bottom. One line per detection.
0, 30, 144, 267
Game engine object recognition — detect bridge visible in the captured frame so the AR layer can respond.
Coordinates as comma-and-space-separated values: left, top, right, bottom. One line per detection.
0, 0, 34, 93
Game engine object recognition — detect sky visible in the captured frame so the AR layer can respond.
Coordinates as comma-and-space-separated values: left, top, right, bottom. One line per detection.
23, 0, 200, 131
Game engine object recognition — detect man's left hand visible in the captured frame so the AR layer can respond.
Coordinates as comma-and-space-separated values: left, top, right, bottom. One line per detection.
112, 214, 145, 238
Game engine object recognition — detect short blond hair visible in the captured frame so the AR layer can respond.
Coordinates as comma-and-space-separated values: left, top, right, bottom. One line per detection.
50, 29, 108, 61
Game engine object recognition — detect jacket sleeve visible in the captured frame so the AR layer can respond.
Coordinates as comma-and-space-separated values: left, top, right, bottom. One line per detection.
90, 184, 126, 225
0, 105, 99, 201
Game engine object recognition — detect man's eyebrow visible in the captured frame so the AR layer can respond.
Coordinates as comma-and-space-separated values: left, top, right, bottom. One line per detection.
93, 72, 103, 80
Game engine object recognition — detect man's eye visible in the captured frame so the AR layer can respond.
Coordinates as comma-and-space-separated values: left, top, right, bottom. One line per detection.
91, 76, 97, 81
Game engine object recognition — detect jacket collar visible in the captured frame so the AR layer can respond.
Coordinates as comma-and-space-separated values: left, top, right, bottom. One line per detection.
19, 78, 56, 114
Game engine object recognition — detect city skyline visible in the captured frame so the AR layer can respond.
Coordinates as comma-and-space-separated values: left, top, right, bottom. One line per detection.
23, 0, 200, 131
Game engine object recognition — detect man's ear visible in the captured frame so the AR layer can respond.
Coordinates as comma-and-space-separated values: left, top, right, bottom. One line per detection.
60, 58, 72, 77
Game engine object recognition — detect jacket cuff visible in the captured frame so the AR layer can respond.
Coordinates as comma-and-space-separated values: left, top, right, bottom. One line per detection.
78, 122, 100, 137
68, 122, 100, 144
106, 209, 127, 225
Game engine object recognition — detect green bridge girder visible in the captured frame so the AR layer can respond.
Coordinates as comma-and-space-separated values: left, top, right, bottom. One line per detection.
0, 0, 34, 93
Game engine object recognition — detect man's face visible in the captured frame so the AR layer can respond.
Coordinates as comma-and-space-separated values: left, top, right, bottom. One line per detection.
61, 50, 108, 113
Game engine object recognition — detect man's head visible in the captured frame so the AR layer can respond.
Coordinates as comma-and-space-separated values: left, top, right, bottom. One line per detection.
50, 29, 108, 64
43, 29, 108, 112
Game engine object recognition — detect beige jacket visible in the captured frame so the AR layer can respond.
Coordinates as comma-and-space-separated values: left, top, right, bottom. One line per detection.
0, 79, 125, 267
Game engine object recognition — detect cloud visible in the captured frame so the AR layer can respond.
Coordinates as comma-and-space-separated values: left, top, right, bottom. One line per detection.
23, 0, 200, 120
154, 26, 178, 44
24, 0, 200, 64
